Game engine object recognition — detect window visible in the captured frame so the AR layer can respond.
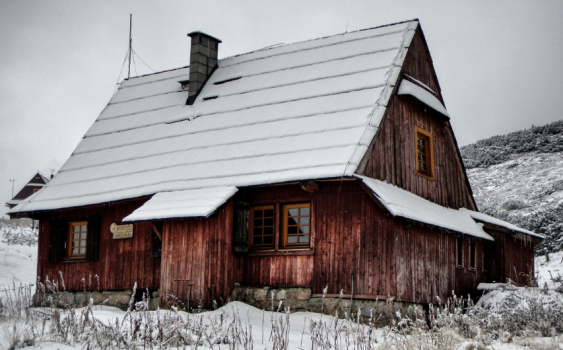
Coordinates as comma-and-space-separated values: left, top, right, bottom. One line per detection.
483, 242, 493, 272
249, 206, 275, 249
456, 236, 463, 267
48, 216, 101, 263
32, 188, 40, 193
414, 126, 434, 178
469, 239, 476, 270
282, 203, 310, 248
68, 221, 88, 259
245, 203, 311, 251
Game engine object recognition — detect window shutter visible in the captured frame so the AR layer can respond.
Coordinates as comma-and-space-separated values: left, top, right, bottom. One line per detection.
152, 222, 163, 258
233, 201, 249, 253
48, 220, 67, 263
86, 215, 102, 261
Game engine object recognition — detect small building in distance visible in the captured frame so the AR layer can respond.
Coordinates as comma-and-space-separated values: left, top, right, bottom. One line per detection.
5, 172, 51, 210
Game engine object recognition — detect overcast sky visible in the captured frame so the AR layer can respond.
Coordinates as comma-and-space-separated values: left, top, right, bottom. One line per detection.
1, 0, 562, 218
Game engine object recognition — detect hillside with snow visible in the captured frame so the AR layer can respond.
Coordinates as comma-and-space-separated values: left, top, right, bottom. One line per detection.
461, 120, 563, 253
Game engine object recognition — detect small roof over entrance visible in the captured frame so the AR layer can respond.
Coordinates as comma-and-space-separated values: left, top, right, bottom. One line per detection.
123, 186, 238, 222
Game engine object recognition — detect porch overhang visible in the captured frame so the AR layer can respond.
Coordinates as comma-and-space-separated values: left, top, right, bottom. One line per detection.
123, 186, 238, 222
357, 175, 494, 240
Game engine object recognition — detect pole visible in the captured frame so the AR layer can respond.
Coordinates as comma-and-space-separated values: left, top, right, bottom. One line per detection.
9, 179, 16, 198
128, 14, 132, 79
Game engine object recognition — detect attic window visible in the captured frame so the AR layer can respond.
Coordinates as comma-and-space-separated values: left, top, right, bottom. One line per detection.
214, 77, 242, 85
414, 126, 434, 179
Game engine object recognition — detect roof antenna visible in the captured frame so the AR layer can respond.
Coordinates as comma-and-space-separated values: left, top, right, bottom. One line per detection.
127, 14, 132, 79
345, 20, 349, 33
9, 178, 16, 198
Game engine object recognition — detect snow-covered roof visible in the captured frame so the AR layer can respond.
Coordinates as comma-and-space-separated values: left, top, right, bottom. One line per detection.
37, 172, 51, 184
397, 79, 449, 117
6, 199, 22, 206
461, 209, 544, 239
358, 176, 494, 240
10, 20, 419, 214
123, 186, 238, 222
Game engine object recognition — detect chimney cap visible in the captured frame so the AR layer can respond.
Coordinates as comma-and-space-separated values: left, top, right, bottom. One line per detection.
187, 31, 222, 43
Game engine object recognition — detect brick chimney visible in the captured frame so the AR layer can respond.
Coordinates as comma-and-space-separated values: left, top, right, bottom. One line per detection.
186, 31, 222, 105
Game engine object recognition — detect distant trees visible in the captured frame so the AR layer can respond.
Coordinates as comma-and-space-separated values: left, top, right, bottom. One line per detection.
461, 120, 563, 169
461, 119, 563, 253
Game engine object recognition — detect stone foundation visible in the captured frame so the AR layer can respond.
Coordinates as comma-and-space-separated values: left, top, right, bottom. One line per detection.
231, 285, 423, 325
33, 289, 160, 311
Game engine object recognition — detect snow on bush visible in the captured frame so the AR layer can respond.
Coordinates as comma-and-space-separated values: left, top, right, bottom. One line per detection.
0, 219, 37, 246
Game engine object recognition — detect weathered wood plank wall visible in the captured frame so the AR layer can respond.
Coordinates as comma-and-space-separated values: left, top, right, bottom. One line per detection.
486, 228, 536, 286
236, 182, 485, 304
159, 201, 242, 307
37, 199, 160, 291
358, 29, 476, 210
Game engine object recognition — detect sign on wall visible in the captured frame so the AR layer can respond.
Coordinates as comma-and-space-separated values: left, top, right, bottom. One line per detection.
110, 223, 134, 239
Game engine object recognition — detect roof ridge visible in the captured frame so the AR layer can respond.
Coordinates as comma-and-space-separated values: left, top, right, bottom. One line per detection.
123, 65, 189, 81
221, 19, 419, 61
118, 20, 419, 84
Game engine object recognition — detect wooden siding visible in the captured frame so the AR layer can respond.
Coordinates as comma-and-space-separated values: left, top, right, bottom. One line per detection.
159, 201, 242, 307
485, 227, 536, 286
358, 29, 476, 210
35, 181, 534, 306
37, 199, 160, 291
236, 181, 485, 304
360, 93, 476, 210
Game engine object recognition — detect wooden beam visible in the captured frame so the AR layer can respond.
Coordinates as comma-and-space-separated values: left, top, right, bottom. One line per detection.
151, 223, 162, 241
300, 180, 319, 192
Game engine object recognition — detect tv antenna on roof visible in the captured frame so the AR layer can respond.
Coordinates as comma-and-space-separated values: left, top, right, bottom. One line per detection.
9, 178, 16, 198
128, 14, 132, 79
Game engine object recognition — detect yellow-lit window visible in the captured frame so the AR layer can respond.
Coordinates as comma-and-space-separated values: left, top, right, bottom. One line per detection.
282, 203, 310, 248
414, 126, 434, 178
32, 188, 40, 193
249, 206, 275, 249
68, 221, 87, 259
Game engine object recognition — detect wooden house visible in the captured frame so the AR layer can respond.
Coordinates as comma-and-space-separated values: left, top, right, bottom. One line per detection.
10, 20, 542, 310
5, 172, 51, 209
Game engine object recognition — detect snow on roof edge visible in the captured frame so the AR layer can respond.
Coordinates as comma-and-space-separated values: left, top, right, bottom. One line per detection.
123, 186, 238, 222
397, 79, 449, 117
357, 175, 494, 240
460, 208, 544, 239
222, 19, 419, 61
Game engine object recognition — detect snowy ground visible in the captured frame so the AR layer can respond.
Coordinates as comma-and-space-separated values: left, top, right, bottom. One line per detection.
536, 250, 563, 290
0, 220, 562, 349
0, 220, 37, 286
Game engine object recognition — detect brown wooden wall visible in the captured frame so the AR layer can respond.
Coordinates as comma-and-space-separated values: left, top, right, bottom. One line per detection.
235, 181, 489, 304
358, 29, 476, 210
34, 181, 535, 306
159, 201, 243, 307
37, 199, 160, 291
485, 227, 536, 286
